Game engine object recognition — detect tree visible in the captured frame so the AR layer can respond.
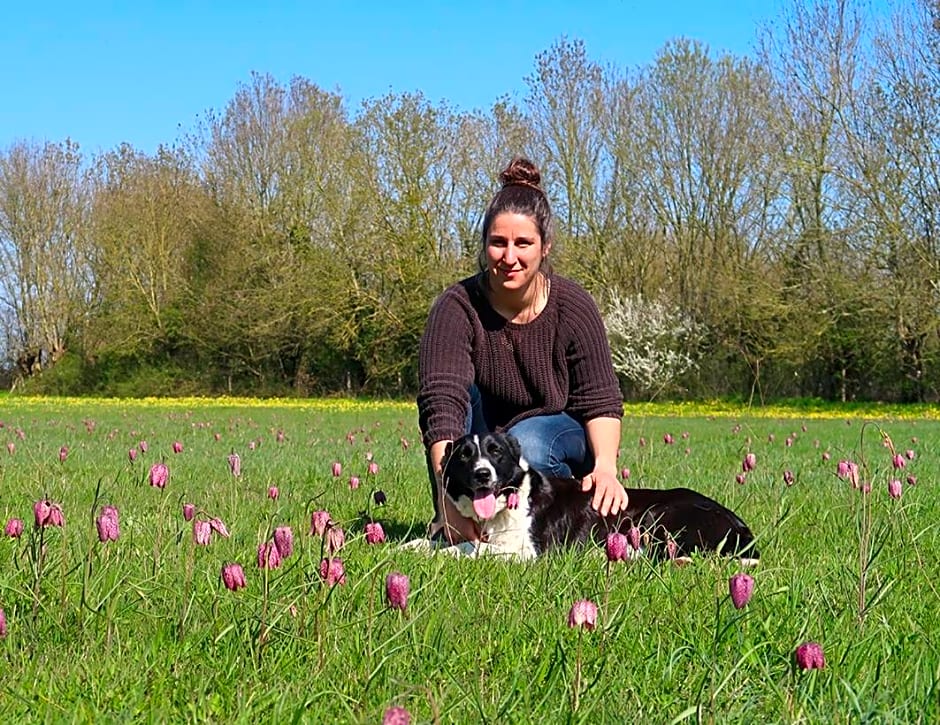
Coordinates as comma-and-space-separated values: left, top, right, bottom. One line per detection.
0, 139, 92, 379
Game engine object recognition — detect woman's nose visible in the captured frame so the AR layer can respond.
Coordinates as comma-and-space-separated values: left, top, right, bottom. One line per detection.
503, 244, 517, 264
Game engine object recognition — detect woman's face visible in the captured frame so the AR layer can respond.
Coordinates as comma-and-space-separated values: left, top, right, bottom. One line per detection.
484, 212, 548, 294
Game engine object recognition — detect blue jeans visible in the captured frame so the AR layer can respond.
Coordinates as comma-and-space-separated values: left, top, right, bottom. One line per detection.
427, 386, 593, 516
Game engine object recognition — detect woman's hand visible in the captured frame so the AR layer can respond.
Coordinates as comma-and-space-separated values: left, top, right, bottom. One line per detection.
433, 493, 481, 544
581, 468, 629, 517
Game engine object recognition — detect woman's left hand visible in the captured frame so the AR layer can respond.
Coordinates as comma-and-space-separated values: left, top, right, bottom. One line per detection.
581, 469, 629, 517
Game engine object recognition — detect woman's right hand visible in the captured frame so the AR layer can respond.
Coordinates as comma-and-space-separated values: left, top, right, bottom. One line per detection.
433, 492, 481, 544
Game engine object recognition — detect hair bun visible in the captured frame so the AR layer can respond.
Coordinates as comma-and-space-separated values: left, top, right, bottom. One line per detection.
499, 157, 542, 191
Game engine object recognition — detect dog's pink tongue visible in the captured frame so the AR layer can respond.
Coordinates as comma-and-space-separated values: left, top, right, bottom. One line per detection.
473, 492, 497, 520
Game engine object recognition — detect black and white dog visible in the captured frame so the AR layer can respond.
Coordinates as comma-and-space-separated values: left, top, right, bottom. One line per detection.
436, 432, 759, 563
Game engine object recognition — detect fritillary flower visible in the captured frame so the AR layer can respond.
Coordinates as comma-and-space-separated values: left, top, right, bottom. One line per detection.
742, 453, 756, 473
221, 562, 247, 591
364, 521, 386, 544
258, 541, 282, 570
267, 486, 279, 500
5, 518, 24, 538
794, 641, 826, 670
907, 475, 917, 486
385, 572, 410, 611
368, 461, 379, 476
735, 473, 747, 485
172, 441, 184, 454
382, 706, 411, 725
783, 470, 795, 486
228, 452, 241, 477
507, 491, 519, 509
319, 557, 346, 586
0, 608, 6, 637
47, 504, 64, 527
663, 433, 674, 445
193, 519, 212, 546
95, 505, 120, 542
605, 532, 629, 562
888, 479, 902, 500
905, 449, 915, 460
209, 517, 230, 538
273, 526, 294, 558
311, 510, 331, 537
139, 440, 148, 453
373, 490, 387, 506
327, 526, 346, 556
348, 476, 360, 490
7, 442, 15, 455
128, 448, 137, 462
149, 462, 169, 489
58, 446, 69, 463
182, 503, 196, 521
567, 599, 598, 630
626, 526, 641, 552
728, 572, 754, 609
620, 467, 630, 480
892, 453, 906, 470
331, 461, 342, 477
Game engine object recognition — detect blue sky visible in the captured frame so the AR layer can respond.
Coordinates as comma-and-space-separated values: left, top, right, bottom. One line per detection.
0, 1, 861, 155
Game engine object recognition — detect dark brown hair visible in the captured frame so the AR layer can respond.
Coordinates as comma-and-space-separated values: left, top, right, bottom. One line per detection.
477, 157, 554, 273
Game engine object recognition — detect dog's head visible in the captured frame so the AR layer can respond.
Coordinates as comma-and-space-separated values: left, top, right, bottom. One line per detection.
441, 432, 528, 521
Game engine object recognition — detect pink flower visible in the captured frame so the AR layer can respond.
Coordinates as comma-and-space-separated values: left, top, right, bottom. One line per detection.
214, 432, 221, 441
331, 461, 342, 477
663, 433, 674, 445
665, 536, 678, 560
385, 572, 410, 611
319, 557, 346, 585
47, 504, 64, 527
368, 461, 379, 476
735, 473, 746, 485
149, 462, 169, 489
128, 447, 137, 462
348, 475, 360, 490
7, 442, 15, 455
34, 500, 64, 528
209, 517, 230, 538
507, 491, 519, 509
193, 519, 212, 546
182, 503, 196, 521
327, 526, 346, 555
605, 532, 629, 562
905, 449, 915, 460
400, 437, 410, 450
626, 526, 641, 551
742, 453, 756, 473
374, 490, 387, 506
139, 440, 148, 453
311, 510, 331, 536
794, 641, 826, 670
822, 451, 831, 462
728, 572, 754, 609
221, 563, 247, 591
907, 475, 917, 486
258, 541, 282, 569
620, 467, 630, 480
365, 521, 386, 544
228, 452, 241, 477
58, 445, 69, 462
267, 486, 279, 500
172, 441, 184, 454
639, 437, 647, 447
785, 437, 794, 447
783, 470, 795, 486
273, 526, 294, 558
382, 706, 411, 725
276, 430, 285, 443
5, 518, 24, 538
892, 453, 906, 470
888, 479, 902, 500
0, 608, 6, 637
96, 505, 120, 542
567, 599, 598, 630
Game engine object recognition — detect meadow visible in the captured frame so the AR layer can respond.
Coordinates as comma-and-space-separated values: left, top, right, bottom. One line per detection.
0, 396, 938, 724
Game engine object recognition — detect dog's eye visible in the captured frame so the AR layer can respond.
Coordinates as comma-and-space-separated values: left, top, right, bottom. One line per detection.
484, 441, 502, 457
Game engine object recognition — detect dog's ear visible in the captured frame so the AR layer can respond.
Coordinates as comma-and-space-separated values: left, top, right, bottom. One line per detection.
504, 433, 522, 461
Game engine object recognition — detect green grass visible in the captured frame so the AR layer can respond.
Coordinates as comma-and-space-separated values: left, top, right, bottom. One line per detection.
0, 398, 938, 723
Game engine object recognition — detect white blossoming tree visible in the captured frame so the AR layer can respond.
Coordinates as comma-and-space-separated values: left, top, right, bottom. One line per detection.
603, 291, 701, 399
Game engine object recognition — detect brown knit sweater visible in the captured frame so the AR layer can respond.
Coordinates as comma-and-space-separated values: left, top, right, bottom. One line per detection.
417, 273, 623, 448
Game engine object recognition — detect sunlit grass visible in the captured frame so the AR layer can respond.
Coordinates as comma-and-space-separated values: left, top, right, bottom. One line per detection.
0, 398, 937, 722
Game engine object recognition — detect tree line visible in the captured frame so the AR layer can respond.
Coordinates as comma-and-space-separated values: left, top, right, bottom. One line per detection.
1, 0, 939, 402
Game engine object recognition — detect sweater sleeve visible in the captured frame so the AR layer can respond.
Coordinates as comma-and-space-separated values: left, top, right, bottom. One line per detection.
417, 288, 475, 448
562, 284, 624, 421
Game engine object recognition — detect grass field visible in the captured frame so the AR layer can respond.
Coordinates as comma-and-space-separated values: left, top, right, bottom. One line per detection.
0, 396, 938, 723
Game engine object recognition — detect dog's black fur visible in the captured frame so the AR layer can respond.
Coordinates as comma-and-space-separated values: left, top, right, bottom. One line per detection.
441, 432, 759, 561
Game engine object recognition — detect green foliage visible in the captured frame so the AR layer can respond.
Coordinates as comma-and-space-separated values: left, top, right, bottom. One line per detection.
0, 399, 938, 721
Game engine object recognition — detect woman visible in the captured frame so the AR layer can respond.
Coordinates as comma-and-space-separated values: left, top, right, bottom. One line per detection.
417, 157, 626, 544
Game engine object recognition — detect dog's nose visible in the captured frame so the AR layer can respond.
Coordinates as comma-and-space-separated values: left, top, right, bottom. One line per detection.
473, 468, 492, 485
